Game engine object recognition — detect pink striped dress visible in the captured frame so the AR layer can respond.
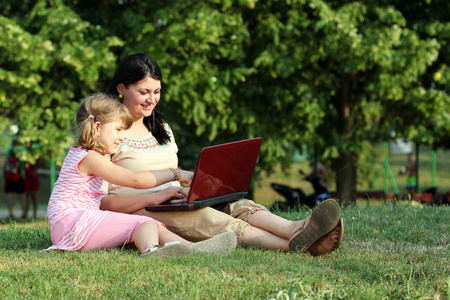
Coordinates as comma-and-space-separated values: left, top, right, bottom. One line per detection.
43, 146, 155, 252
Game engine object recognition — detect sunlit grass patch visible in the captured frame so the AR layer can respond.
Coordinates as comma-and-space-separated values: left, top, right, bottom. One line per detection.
0, 204, 448, 299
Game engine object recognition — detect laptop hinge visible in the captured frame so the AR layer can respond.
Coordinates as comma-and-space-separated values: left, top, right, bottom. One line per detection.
193, 191, 248, 209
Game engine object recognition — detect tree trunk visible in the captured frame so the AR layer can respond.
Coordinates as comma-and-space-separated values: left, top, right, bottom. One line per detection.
334, 152, 358, 207
333, 75, 358, 206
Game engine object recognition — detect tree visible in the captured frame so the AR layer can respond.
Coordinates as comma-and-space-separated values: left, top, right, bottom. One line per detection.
0, 0, 122, 164
133, 0, 449, 205
1, 0, 448, 206
111, 0, 448, 205
380, 0, 450, 147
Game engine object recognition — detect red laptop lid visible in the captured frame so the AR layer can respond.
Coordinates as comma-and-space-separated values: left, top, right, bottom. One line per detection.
187, 138, 262, 203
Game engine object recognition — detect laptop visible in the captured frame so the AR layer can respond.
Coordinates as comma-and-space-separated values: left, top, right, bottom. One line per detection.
145, 137, 262, 211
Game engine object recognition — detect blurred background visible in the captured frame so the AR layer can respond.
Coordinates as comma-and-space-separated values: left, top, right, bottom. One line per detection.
0, 0, 448, 217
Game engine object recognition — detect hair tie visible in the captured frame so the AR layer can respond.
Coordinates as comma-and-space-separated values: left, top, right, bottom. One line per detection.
88, 115, 95, 120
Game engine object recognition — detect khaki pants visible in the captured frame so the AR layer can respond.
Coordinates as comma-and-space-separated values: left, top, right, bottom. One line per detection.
135, 199, 268, 245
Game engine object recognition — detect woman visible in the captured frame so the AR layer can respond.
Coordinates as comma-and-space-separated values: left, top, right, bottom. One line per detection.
101, 53, 343, 255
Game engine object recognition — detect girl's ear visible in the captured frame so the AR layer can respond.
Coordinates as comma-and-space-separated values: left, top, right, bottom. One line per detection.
95, 121, 101, 136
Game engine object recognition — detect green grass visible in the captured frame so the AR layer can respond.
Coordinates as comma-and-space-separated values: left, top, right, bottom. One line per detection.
0, 147, 448, 298
1, 204, 449, 299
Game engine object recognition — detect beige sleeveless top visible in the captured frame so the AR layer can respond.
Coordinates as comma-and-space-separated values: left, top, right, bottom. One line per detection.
107, 123, 180, 197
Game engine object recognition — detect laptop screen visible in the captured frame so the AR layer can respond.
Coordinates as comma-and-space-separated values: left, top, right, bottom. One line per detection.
187, 138, 262, 203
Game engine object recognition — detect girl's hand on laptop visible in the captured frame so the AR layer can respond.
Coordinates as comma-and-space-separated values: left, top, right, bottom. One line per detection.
179, 170, 194, 187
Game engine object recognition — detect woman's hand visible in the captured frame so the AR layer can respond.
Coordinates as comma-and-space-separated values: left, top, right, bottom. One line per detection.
178, 170, 194, 187
155, 186, 189, 204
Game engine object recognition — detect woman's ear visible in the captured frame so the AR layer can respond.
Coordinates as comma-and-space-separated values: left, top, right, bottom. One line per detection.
116, 83, 125, 94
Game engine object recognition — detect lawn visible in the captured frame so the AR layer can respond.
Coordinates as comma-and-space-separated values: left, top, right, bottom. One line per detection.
0, 146, 448, 299
0, 203, 449, 299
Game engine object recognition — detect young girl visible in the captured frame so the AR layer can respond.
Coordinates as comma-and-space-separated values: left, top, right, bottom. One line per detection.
42, 93, 237, 257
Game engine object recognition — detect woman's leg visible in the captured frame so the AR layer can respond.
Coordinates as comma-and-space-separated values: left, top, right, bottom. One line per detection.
132, 200, 339, 252
241, 224, 290, 250
224, 199, 308, 240
242, 213, 341, 252
247, 210, 308, 240
134, 201, 305, 250
133, 207, 245, 243
229, 199, 342, 253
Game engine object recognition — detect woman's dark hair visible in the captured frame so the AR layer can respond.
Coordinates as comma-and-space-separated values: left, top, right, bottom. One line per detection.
108, 53, 170, 145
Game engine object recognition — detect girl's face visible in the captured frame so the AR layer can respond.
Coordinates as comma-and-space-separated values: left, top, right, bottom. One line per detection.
96, 118, 126, 155
118, 76, 161, 122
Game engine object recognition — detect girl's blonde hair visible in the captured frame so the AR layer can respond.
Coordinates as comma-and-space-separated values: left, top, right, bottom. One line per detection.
76, 93, 133, 155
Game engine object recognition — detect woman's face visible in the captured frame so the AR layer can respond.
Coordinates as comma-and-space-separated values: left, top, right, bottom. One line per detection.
118, 76, 161, 121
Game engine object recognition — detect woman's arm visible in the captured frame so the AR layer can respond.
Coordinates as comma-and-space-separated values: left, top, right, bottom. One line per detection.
100, 186, 189, 213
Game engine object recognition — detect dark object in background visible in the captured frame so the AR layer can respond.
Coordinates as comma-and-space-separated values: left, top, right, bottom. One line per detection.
270, 170, 330, 210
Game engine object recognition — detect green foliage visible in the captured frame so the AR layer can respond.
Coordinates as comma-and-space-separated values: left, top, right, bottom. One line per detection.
0, 0, 448, 199
0, 0, 122, 164
140, 1, 254, 140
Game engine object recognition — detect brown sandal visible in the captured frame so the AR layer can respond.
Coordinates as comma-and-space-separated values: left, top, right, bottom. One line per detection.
308, 218, 344, 256
289, 199, 341, 252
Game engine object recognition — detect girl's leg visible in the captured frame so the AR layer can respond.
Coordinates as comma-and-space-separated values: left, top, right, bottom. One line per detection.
82, 213, 161, 251
155, 226, 237, 255
82, 211, 234, 256
135, 223, 195, 252
132, 221, 161, 252
139, 225, 237, 257
156, 226, 192, 247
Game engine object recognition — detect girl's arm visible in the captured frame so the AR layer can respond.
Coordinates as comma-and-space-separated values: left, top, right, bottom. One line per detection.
79, 153, 193, 189
100, 186, 189, 213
